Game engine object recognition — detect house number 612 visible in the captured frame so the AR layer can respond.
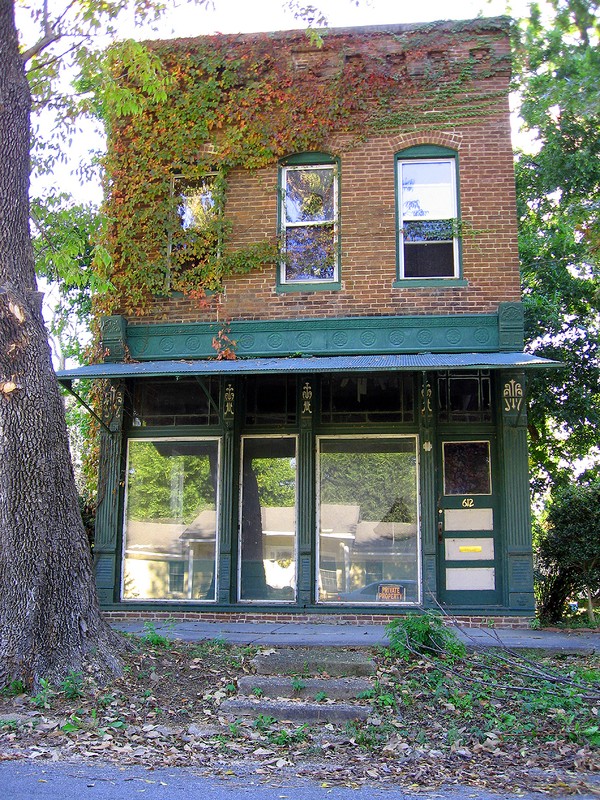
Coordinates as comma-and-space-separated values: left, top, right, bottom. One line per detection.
462, 498, 474, 508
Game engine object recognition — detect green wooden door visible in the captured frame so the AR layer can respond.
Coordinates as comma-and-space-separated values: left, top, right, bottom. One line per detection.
437, 438, 502, 608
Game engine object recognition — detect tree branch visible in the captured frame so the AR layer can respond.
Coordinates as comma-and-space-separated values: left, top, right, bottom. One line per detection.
20, 0, 81, 64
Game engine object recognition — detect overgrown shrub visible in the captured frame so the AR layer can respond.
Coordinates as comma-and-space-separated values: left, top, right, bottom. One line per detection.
536, 480, 600, 626
386, 612, 466, 661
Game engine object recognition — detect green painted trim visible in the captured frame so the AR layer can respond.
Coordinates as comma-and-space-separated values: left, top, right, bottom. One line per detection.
101, 316, 128, 362
276, 280, 341, 294
94, 380, 125, 604
124, 310, 509, 360
398, 145, 459, 158
393, 279, 469, 288
280, 151, 335, 166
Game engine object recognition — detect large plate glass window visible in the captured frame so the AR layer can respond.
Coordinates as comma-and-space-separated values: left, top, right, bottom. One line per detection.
239, 437, 297, 602
397, 152, 459, 279
122, 438, 220, 601
280, 160, 338, 284
318, 437, 420, 604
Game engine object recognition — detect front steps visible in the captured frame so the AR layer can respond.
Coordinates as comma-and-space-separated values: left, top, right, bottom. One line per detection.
219, 647, 377, 724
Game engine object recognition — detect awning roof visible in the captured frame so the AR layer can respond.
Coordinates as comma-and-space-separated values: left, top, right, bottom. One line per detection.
56, 352, 560, 381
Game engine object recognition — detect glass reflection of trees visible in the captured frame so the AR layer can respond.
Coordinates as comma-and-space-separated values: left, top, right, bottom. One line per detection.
283, 165, 336, 282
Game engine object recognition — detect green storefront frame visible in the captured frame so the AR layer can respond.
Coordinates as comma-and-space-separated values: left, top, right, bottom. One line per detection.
57, 307, 558, 618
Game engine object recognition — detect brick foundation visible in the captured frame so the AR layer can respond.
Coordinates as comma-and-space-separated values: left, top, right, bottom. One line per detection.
102, 610, 533, 630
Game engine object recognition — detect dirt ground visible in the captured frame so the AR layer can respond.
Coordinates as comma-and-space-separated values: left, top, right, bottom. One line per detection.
0, 634, 598, 796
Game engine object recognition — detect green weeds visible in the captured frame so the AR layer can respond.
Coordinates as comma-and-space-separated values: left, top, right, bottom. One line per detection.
139, 621, 172, 649
386, 612, 466, 661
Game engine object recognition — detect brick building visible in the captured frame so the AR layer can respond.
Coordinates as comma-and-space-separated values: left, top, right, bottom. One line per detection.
59, 18, 555, 626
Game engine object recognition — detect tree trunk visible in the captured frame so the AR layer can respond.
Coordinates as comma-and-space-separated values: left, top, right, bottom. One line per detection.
0, 0, 123, 689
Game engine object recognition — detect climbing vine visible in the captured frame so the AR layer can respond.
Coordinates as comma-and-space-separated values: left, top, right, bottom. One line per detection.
91, 19, 512, 314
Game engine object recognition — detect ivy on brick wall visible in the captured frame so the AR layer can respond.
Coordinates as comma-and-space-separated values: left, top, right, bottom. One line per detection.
91, 19, 512, 314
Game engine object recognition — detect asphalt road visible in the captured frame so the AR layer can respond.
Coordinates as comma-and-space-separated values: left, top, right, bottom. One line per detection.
2, 762, 599, 800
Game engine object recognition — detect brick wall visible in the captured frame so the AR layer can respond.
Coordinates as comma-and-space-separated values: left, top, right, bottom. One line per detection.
102, 610, 533, 630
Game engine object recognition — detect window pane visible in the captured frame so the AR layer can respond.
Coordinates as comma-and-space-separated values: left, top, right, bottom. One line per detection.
318, 438, 419, 604
245, 375, 297, 425
240, 438, 297, 602
132, 378, 220, 427
123, 439, 219, 601
443, 441, 492, 496
175, 176, 217, 230
285, 167, 335, 223
320, 374, 414, 423
284, 226, 335, 281
438, 373, 492, 423
401, 161, 454, 220
403, 242, 455, 277
403, 220, 453, 242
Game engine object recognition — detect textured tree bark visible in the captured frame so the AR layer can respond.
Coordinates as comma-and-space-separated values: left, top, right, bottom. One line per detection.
0, 0, 123, 688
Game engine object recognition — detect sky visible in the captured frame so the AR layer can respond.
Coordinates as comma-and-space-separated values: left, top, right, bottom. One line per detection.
126, 0, 528, 38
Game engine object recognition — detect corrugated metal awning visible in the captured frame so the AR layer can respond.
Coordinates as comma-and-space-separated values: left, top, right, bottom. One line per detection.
57, 352, 560, 382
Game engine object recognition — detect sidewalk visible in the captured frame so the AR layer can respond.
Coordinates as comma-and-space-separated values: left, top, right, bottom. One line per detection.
114, 618, 600, 654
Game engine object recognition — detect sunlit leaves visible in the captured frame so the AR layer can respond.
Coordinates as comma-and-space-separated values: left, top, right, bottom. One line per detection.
515, 0, 600, 492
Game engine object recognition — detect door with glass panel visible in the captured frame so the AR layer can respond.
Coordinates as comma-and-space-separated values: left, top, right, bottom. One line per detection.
317, 436, 420, 605
122, 438, 220, 601
238, 436, 298, 603
438, 439, 501, 606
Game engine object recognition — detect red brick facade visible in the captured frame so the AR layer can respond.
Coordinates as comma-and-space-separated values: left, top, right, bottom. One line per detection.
116, 21, 520, 327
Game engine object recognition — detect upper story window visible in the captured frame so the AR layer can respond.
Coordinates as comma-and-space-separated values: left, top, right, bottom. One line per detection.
396, 146, 460, 281
279, 154, 339, 286
174, 174, 217, 233
169, 173, 220, 283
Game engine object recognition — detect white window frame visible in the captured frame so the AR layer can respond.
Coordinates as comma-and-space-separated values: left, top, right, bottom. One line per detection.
397, 157, 460, 280
121, 436, 221, 603
280, 162, 339, 285
237, 434, 299, 604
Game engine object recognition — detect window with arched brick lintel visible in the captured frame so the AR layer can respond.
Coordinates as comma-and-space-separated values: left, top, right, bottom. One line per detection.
395, 145, 466, 288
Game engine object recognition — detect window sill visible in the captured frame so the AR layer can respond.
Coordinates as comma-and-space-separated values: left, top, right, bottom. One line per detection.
276, 280, 342, 294
393, 278, 468, 289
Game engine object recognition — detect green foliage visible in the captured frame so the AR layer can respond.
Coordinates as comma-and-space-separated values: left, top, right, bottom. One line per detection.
30, 678, 56, 710
386, 612, 466, 661
514, 0, 600, 492
59, 670, 85, 700
291, 677, 306, 692
139, 621, 173, 648
1, 679, 26, 697
61, 714, 83, 733
253, 714, 276, 731
320, 450, 417, 522
125, 441, 216, 523
267, 724, 309, 745
536, 479, 600, 624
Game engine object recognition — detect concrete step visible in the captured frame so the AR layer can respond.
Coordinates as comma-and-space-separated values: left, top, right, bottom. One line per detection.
237, 675, 373, 701
219, 697, 371, 724
250, 647, 376, 677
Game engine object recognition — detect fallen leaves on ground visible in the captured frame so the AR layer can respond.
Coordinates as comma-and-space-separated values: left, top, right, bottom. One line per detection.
0, 637, 598, 796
